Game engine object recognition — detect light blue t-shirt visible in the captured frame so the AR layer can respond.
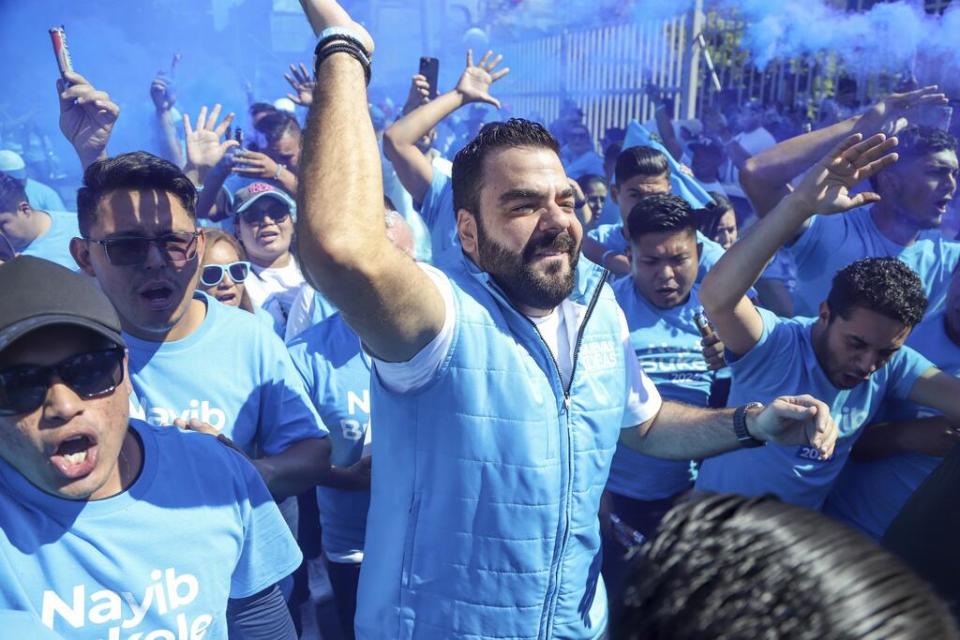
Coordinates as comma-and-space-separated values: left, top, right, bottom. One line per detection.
419, 170, 460, 268
0, 419, 302, 640
607, 279, 716, 500
25, 179, 66, 212
588, 223, 725, 285
288, 314, 372, 563
127, 293, 327, 457
20, 210, 79, 270
790, 207, 960, 317
695, 307, 933, 509
824, 310, 960, 538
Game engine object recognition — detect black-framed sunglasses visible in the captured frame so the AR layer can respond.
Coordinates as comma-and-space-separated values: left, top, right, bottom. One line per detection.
88, 230, 201, 267
200, 261, 251, 287
0, 347, 125, 416
240, 208, 290, 227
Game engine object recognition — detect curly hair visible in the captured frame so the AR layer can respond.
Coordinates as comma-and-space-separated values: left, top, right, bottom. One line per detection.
827, 257, 927, 328
452, 118, 559, 216
625, 193, 696, 241
611, 493, 958, 640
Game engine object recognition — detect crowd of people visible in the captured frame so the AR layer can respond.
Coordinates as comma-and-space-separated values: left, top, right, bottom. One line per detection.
2, 1, 960, 638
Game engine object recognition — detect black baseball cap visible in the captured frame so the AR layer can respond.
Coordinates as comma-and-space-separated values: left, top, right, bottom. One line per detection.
0, 256, 125, 354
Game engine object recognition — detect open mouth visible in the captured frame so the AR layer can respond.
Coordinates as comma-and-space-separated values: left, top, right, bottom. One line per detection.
935, 198, 952, 214
49, 434, 98, 480
217, 291, 237, 304
139, 282, 176, 311
258, 230, 280, 243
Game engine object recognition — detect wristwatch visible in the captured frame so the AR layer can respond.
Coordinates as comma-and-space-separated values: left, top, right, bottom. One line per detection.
734, 402, 765, 448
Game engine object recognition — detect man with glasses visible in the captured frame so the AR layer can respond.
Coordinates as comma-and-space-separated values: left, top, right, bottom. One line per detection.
66, 151, 331, 500
0, 256, 301, 639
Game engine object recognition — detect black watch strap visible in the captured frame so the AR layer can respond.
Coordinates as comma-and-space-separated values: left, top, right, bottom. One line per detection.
734, 402, 765, 448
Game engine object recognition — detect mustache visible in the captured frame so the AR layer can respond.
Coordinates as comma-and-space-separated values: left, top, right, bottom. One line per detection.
523, 232, 577, 261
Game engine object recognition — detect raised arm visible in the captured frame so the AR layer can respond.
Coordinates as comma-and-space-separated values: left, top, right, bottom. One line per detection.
701, 132, 900, 356
57, 70, 120, 170
740, 86, 946, 218
296, 0, 445, 363
383, 51, 509, 204
150, 71, 184, 166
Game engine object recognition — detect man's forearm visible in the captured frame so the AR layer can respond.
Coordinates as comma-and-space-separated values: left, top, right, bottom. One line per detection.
742, 116, 859, 216
297, 53, 385, 292
253, 438, 331, 499
621, 401, 747, 460
701, 193, 810, 314
154, 109, 184, 167
387, 90, 466, 148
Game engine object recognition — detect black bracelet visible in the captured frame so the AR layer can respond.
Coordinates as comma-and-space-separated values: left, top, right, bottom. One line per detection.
314, 41, 371, 85
314, 31, 371, 60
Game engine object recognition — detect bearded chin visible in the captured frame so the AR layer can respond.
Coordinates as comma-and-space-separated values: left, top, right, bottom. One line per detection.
475, 219, 578, 311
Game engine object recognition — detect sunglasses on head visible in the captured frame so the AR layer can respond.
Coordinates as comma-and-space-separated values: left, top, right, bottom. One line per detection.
240, 208, 290, 226
88, 230, 201, 267
0, 347, 125, 416
200, 261, 251, 287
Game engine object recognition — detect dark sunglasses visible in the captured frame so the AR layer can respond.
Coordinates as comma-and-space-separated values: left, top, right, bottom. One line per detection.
0, 347, 125, 416
240, 208, 290, 226
200, 261, 251, 287
88, 230, 201, 267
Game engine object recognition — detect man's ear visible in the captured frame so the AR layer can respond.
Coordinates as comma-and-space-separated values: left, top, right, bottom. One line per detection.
69, 237, 96, 276
611, 183, 619, 203
457, 208, 478, 255
17, 201, 30, 215
818, 300, 831, 324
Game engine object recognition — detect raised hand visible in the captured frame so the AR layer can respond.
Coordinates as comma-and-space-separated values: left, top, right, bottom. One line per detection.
284, 62, 316, 107
58, 70, 120, 169
150, 71, 176, 112
402, 73, 431, 115
791, 132, 900, 215
857, 85, 948, 137
231, 149, 281, 180
748, 394, 838, 460
455, 50, 510, 109
183, 104, 238, 183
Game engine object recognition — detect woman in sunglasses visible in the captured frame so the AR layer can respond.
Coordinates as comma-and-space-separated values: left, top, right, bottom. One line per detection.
199, 229, 281, 335
232, 183, 305, 333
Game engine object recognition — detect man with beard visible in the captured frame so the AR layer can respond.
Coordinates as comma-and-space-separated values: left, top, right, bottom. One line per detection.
698, 132, 960, 510
295, 2, 839, 637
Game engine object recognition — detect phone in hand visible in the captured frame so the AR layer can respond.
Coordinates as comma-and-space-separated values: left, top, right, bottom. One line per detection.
419, 56, 440, 101
235, 128, 244, 149
49, 26, 73, 81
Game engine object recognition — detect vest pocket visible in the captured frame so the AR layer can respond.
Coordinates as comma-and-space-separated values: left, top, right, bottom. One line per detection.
400, 493, 422, 591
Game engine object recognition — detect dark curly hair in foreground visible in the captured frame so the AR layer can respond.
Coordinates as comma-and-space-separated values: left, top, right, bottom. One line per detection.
611, 493, 958, 640
827, 257, 927, 328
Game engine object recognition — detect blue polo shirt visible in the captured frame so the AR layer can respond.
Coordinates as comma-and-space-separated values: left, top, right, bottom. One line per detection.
696, 307, 933, 509
825, 310, 960, 538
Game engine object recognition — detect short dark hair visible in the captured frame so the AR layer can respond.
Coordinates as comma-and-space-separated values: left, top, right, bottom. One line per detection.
827, 257, 927, 327
695, 191, 735, 240
625, 193, 696, 242
249, 102, 277, 117
254, 111, 300, 146
76, 151, 197, 238
576, 174, 606, 192
615, 145, 670, 186
612, 493, 960, 640
452, 118, 560, 215
0, 173, 27, 212
870, 126, 958, 189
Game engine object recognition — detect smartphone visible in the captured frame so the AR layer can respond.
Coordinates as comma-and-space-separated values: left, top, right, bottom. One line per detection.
235, 128, 244, 149
419, 56, 440, 101
49, 26, 73, 80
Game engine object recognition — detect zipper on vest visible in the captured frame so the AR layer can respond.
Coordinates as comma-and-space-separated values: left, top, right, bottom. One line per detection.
536, 271, 608, 639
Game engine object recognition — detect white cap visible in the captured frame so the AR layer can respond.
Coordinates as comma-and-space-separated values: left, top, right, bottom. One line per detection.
273, 97, 297, 114
0, 150, 26, 180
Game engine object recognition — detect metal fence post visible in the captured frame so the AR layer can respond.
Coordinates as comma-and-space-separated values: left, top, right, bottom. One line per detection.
680, 0, 705, 120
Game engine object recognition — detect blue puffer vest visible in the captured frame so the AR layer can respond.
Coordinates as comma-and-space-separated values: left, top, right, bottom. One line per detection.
355, 255, 628, 639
